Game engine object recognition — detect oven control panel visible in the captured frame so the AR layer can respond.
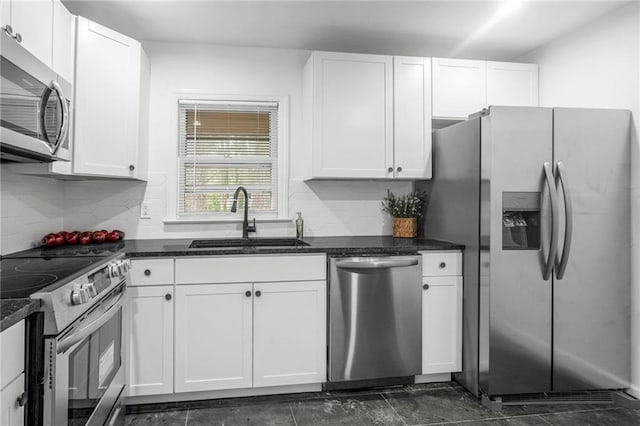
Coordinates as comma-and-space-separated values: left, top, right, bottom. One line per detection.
69, 259, 131, 306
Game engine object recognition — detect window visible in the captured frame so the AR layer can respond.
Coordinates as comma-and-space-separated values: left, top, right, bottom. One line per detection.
177, 100, 281, 219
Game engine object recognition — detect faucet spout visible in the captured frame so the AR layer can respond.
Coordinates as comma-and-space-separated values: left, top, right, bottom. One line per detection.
231, 186, 256, 238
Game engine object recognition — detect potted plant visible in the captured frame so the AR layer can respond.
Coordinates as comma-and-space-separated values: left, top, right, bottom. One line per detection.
381, 189, 425, 238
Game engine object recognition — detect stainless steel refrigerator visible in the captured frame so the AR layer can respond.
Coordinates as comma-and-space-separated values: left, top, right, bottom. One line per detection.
418, 106, 631, 398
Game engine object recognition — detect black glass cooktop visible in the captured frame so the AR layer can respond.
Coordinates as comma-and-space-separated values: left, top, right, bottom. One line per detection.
2, 241, 125, 259
0, 256, 110, 299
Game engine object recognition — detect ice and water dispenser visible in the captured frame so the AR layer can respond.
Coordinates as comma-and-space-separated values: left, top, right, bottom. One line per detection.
502, 192, 541, 250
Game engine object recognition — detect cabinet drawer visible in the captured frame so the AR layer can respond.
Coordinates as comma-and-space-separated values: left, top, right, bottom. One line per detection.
175, 254, 326, 284
130, 259, 174, 286
1, 321, 24, 389
421, 251, 461, 276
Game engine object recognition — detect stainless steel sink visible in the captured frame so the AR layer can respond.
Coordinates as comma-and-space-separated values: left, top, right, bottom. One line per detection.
189, 238, 310, 249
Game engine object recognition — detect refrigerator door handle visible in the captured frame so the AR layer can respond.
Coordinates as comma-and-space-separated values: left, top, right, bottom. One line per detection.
554, 161, 573, 279
543, 162, 559, 281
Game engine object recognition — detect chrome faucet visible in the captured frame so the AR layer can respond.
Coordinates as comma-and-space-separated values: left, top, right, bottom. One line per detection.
230, 186, 256, 238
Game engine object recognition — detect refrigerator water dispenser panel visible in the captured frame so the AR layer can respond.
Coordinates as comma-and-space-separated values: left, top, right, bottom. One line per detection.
502, 192, 540, 250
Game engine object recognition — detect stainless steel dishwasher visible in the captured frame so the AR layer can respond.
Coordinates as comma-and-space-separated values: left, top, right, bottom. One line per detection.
328, 255, 422, 385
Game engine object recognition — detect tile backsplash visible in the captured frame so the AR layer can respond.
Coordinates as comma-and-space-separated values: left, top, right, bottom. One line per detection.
1, 165, 65, 254
1, 167, 411, 255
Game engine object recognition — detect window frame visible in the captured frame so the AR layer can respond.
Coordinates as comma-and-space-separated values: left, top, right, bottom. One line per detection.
165, 93, 290, 223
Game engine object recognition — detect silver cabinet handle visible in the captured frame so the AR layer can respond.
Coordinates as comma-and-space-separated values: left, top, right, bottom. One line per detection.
13, 32, 21, 43
3, 25, 13, 36
543, 162, 559, 281
336, 257, 419, 269
50, 80, 69, 156
388, 167, 393, 173
555, 161, 573, 279
396, 166, 402, 172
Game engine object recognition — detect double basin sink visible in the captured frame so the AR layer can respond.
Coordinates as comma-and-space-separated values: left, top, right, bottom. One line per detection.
189, 238, 310, 249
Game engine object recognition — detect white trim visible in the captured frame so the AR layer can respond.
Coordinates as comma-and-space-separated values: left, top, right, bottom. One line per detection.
414, 373, 452, 384
628, 384, 640, 399
165, 92, 290, 223
126, 383, 322, 405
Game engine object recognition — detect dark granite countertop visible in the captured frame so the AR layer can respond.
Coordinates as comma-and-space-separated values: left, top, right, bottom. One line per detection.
4, 236, 464, 259
1, 236, 463, 327
122, 236, 464, 258
1, 299, 40, 332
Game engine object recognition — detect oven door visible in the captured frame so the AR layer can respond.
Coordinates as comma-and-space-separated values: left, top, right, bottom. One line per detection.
44, 283, 127, 426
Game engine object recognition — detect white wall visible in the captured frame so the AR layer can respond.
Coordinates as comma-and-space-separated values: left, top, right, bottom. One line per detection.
518, 2, 640, 398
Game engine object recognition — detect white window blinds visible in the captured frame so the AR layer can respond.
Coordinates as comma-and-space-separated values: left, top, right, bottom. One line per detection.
178, 100, 279, 218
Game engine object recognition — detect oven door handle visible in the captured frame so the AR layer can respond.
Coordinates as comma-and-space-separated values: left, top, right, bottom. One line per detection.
57, 287, 125, 354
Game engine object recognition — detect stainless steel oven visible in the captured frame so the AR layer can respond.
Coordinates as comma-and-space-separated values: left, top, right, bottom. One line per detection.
26, 256, 131, 426
0, 30, 71, 163
44, 283, 126, 425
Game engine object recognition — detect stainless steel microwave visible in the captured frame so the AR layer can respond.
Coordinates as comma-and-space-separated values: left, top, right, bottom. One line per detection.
0, 30, 71, 163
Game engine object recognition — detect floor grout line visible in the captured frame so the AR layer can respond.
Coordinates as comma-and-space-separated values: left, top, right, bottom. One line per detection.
184, 408, 189, 426
288, 401, 299, 426
536, 413, 555, 425
379, 392, 409, 426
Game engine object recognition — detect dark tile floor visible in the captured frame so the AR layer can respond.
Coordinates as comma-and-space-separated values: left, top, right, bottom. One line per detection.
125, 382, 640, 426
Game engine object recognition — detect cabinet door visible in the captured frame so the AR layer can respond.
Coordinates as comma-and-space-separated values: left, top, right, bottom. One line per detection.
422, 276, 462, 374
1, 2, 10, 32
73, 17, 140, 178
10, 0, 53, 66
253, 281, 326, 387
52, 0, 74, 82
0, 373, 25, 426
128, 286, 174, 396
432, 58, 486, 119
310, 52, 393, 178
486, 61, 538, 107
175, 283, 253, 392
394, 56, 432, 179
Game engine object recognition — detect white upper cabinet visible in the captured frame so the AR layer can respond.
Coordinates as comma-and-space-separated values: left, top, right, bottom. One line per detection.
52, 0, 74, 83
305, 51, 432, 179
486, 61, 538, 107
432, 58, 487, 119
73, 17, 149, 179
432, 58, 539, 120
393, 56, 432, 179
2, 0, 53, 66
306, 51, 393, 179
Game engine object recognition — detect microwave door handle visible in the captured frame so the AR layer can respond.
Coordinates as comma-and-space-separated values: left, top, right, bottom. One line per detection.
50, 80, 69, 156
38, 85, 54, 147
543, 162, 559, 281
555, 161, 573, 279
57, 289, 125, 354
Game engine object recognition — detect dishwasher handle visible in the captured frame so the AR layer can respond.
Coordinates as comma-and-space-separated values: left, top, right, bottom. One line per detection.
335, 257, 419, 270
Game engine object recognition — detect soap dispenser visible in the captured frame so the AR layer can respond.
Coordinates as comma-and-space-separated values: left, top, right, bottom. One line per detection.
295, 212, 304, 240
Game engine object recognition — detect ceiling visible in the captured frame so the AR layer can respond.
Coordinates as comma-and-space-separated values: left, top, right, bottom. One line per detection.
62, 0, 631, 60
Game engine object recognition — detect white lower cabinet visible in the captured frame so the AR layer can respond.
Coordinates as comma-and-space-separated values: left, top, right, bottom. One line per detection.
174, 283, 253, 393
253, 281, 326, 387
128, 254, 329, 398
420, 251, 463, 376
128, 286, 174, 396
422, 276, 463, 374
173, 280, 327, 393
0, 374, 25, 426
0, 320, 25, 426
